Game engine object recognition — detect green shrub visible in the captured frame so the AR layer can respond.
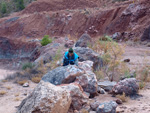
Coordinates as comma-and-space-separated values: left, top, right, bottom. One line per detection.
16, 0, 25, 11
1, 2, 7, 14
40, 35, 52, 46
22, 62, 35, 70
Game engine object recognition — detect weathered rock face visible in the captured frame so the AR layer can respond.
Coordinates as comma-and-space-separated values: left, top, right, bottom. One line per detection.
42, 65, 84, 85
0, 0, 149, 41
96, 101, 118, 113
76, 61, 98, 95
34, 37, 66, 64
74, 47, 103, 70
141, 25, 150, 41
98, 81, 117, 92
17, 81, 71, 113
0, 37, 40, 60
112, 78, 139, 95
60, 83, 88, 110
75, 33, 92, 47
65, 40, 75, 48
42, 61, 98, 95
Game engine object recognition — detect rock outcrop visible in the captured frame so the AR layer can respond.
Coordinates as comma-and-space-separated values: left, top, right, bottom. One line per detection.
0, 37, 40, 60
112, 78, 139, 96
42, 61, 98, 95
98, 81, 117, 92
74, 47, 103, 70
75, 33, 92, 47
42, 65, 84, 85
96, 101, 118, 113
61, 83, 88, 110
17, 81, 71, 113
76, 61, 98, 95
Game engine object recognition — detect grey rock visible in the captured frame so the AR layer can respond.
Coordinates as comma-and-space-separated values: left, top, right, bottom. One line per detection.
91, 101, 100, 111
97, 86, 106, 94
17, 81, 71, 113
42, 61, 98, 95
74, 47, 103, 70
141, 25, 150, 41
98, 81, 117, 92
23, 82, 29, 87
112, 78, 139, 96
76, 61, 98, 95
96, 101, 118, 113
89, 111, 96, 113
75, 33, 92, 47
112, 32, 121, 40
42, 65, 84, 85
61, 83, 88, 110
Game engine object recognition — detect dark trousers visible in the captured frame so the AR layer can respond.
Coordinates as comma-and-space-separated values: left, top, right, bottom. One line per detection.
63, 59, 75, 66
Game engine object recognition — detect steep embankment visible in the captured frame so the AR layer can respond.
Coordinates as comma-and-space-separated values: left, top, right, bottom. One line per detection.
0, 0, 149, 41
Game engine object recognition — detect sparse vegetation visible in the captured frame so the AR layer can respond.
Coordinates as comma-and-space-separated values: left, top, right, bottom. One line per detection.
16, 0, 25, 11
139, 81, 146, 89
91, 35, 126, 81
22, 62, 35, 70
0, 90, 7, 95
17, 80, 27, 85
14, 97, 20, 101
1, 2, 7, 14
40, 35, 52, 46
0, 0, 35, 18
116, 92, 128, 102
5, 86, 11, 90
31, 77, 41, 83
15, 93, 20, 97
2, 79, 8, 82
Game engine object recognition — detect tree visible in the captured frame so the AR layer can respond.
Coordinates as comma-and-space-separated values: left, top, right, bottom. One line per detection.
1, 2, 7, 14
16, 0, 25, 11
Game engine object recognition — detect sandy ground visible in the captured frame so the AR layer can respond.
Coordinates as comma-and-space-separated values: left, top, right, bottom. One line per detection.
0, 45, 150, 113
0, 81, 37, 113
123, 45, 150, 69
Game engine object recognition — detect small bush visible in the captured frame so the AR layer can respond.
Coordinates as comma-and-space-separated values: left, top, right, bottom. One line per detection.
15, 93, 20, 97
14, 97, 20, 101
6, 86, 11, 90
1, 2, 7, 14
31, 77, 41, 83
0, 90, 7, 95
116, 92, 128, 102
16, 0, 25, 11
40, 35, 52, 46
139, 82, 145, 89
17, 80, 27, 85
2, 79, 8, 82
22, 62, 35, 70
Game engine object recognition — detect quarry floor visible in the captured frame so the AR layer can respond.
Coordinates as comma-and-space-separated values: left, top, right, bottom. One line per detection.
0, 44, 150, 113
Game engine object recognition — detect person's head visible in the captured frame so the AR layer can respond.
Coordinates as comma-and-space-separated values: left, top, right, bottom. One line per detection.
68, 48, 74, 56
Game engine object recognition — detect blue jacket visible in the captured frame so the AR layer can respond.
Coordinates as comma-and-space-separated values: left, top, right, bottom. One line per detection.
64, 52, 79, 62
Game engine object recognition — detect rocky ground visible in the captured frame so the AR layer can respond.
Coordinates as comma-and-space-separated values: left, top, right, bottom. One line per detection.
0, 43, 150, 113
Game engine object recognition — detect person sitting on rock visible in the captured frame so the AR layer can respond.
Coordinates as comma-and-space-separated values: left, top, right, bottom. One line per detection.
62, 48, 79, 66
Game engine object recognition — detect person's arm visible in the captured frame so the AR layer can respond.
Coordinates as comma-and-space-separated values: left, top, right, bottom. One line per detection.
62, 55, 65, 66
74, 58, 78, 66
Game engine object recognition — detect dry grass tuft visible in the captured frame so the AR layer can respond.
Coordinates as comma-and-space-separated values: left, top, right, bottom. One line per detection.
116, 92, 128, 102
139, 82, 146, 89
14, 97, 20, 101
31, 77, 41, 83
0, 90, 7, 95
5, 86, 11, 90
17, 80, 28, 85
2, 80, 8, 82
